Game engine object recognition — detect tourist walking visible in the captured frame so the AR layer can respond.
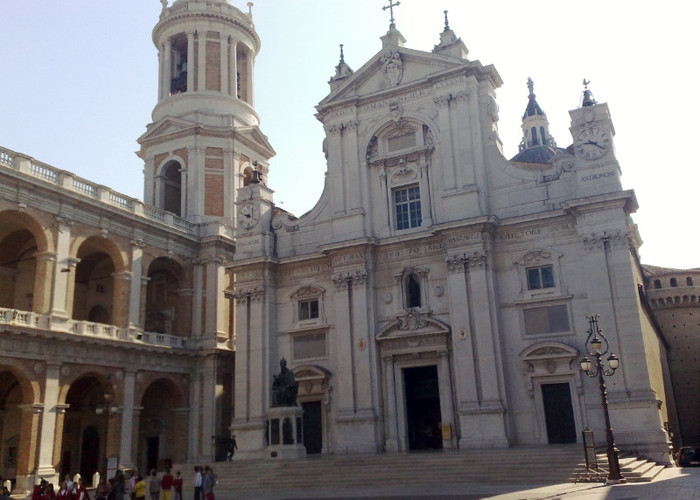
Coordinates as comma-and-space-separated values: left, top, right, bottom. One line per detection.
148, 470, 160, 500
133, 476, 147, 500
160, 468, 173, 500
202, 467, 217, 500
172, 472, 183, 500
192, 466, 203, 500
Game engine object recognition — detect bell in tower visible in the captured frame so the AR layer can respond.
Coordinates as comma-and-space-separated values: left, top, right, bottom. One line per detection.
137, 0, 275, 224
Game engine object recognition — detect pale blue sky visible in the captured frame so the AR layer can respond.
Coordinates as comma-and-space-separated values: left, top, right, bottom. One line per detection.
1, 0, 698, 268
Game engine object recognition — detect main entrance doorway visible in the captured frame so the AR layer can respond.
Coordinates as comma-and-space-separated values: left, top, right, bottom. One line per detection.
541, 383, 576, 444
302, 401, 323, 454
403, 365, 442, 450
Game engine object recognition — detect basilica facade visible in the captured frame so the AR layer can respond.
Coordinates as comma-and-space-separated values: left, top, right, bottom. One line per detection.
0, 0, 677, 494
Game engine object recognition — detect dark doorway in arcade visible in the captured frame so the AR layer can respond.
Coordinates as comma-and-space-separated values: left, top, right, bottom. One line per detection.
146, 437, 159, 473
302, 401, 323, 454
542, 382, 577, 444
404, 365, 442, 451
80, 426, 99, 481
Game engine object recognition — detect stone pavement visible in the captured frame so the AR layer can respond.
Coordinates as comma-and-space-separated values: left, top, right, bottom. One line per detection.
194, 466, 699, 500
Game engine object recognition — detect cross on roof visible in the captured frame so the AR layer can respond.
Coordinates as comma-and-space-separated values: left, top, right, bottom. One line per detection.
382, 0, 401, 27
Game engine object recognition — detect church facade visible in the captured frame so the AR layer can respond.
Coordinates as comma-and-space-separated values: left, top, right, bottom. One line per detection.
0, 0, 677, 494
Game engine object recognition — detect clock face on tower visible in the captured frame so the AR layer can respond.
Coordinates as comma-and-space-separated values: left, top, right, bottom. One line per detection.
574, 127, 611, 160
238, 203, 260, 229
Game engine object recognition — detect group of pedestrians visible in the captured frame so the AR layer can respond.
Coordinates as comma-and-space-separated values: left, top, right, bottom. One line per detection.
192, 466, 217, 500
128, 468, 183, 500
31, 475, 91, 499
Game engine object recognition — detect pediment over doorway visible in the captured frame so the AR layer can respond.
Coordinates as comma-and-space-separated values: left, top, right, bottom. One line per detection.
375, 312, 450, 355
292, 365, 330, 398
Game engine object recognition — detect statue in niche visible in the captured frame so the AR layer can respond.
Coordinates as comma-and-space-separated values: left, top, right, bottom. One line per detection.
271, 358, 298, 407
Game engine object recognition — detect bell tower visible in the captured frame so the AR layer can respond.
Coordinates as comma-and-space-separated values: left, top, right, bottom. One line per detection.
138, 0, 275, 224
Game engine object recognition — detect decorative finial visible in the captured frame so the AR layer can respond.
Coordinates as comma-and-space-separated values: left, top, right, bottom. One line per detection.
247, 2, 253, 16
160, 0, 168, 10
382, 0, 401, 28
339, 44, 345, 64
443, 10, 450, 31
582, 78, 597, 107
527, 77, 534, 96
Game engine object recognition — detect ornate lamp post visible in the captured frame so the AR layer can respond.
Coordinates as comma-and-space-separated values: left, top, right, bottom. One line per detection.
579, 314, 626, 483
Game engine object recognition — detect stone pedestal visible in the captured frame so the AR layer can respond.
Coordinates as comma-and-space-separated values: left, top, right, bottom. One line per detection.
265, 406, 306, 459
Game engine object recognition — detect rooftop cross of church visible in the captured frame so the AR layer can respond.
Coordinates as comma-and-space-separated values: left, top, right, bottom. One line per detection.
382, 0, 401, 27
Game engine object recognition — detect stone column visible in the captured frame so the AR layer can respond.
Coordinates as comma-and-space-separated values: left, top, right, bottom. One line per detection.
32, 251, 55, 314
162, 38, 172, 99
437, 350, 456, 449
433, 94, 456, 190
186, 31, 195, 92
201, 361, 216, 461
191, 260, 204, 338
445, 254, 478, 404
229, 39, 238, 98
16, 403, 42, 494
139, 276, 150, 330
35, 363, 60, 479
205, 258, 226, 341
51, 217, 74, 318
382, 355, 399, 452
128, 241, 145, 327
143, 157, 155, 206
246, 56, 254, 106
188, 373, 201, 461
111, 271, 132, 328
119, 370, 136, 471
186, 147, 205, 220
197, 32, 206, 92
220, 38, 229, 95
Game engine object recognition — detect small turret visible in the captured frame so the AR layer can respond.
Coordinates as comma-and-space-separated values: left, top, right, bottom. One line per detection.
432, 10, 469, 60
511, 78, 567, 164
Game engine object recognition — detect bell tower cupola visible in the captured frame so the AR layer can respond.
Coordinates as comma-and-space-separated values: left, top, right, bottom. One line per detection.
151, 0, 260, 126
138, 0, 275, 225
519, 78, 555, 151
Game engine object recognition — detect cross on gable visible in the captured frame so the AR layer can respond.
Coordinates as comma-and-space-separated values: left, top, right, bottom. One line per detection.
382, 0, 401, 27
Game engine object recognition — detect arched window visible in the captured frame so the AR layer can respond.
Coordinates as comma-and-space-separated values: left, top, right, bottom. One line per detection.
161, 162, 182, 216
531, 126, 539, 146
653, 279, 662, 289
406, 274, 421, 308
670, 277, 678, 287
686, 277, 693, 286
540, 126, 546, 145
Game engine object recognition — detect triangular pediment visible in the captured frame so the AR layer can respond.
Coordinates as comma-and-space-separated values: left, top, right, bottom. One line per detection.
376, 312, 450, 340
137, 117, 196, 144
318, 46, 497, 111
236, 125, 276, 158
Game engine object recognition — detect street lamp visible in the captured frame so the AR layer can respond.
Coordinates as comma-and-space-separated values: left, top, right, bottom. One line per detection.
579, 314, 626, 483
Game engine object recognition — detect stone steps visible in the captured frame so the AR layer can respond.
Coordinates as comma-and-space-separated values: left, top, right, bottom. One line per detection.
177, 445, 587, 494
582, 452, 668, 483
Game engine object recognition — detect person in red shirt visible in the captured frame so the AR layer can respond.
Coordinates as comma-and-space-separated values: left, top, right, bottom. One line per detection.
172, 471, 183, 500
160, 468, 174, 500
75, 478, 89, 500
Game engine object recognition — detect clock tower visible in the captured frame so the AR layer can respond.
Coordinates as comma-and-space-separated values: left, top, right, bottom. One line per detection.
569, 81, 622, 196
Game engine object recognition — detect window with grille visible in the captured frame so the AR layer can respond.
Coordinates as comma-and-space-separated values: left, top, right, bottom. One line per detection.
527, 265, 554, 290
394, 185, 422, 230
298, 299, 319, 321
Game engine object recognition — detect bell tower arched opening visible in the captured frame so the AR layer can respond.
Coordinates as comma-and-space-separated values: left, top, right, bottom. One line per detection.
160, 161, 182, 216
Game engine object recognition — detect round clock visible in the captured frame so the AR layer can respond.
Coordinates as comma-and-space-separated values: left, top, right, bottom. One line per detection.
238, 203, 260, 229
574, 127, 610, 160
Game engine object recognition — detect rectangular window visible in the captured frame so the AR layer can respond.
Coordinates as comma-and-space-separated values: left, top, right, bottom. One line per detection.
298, 299, 319, 320
523, 305, 570, 335
394, 185, 422, 230
527, 265, 554, 290
293, 332, 327, 360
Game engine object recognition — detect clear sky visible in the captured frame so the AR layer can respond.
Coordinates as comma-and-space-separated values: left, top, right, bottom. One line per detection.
1, 0, 698, 268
